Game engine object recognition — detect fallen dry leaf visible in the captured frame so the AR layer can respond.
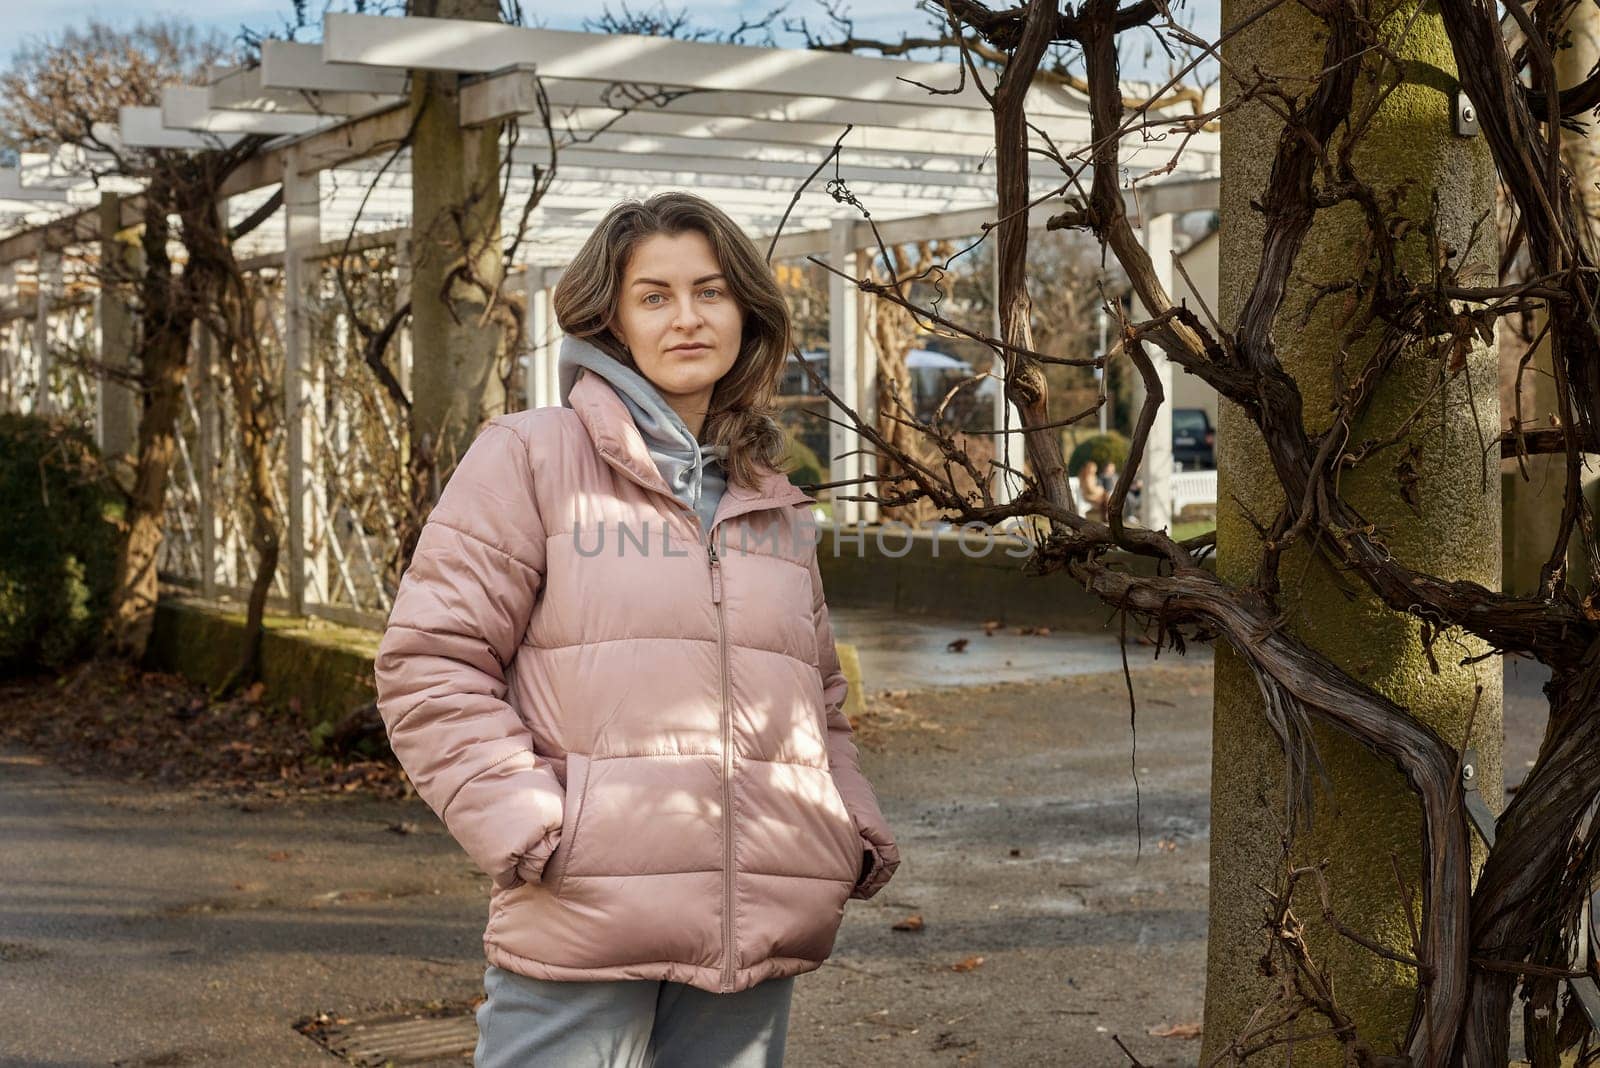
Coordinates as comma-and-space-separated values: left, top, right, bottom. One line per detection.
891, 914, 924, 932
981, 620, 1002, 635
950, 954, 985, 972
1148, 1022, 1202, 1039
266, 850, 293, 862
946, 638, 969, 653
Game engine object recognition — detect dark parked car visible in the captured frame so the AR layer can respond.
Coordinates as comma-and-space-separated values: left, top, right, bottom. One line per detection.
1173, 407, 1215, 470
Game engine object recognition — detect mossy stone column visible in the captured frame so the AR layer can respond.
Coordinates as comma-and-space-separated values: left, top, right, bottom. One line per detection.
1202, 1, 1503, 1061
407, 0, 507, 475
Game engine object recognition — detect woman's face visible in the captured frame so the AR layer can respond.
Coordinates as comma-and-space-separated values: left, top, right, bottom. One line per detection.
612, 230, 745, 430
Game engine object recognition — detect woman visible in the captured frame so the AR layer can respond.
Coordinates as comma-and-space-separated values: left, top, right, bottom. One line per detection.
373, 191, 900, 1067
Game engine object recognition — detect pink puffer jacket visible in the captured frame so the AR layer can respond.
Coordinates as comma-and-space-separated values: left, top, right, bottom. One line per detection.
373, 368, 900, 994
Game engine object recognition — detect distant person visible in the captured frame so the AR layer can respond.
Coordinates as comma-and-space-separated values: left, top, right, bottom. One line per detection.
1099, 460, 1119, 497
375, 192, 899, 1067
1078, 459, 1110, 519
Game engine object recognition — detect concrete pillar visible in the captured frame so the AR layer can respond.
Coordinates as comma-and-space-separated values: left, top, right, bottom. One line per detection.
407, 0, 506, 475
1132, 212, 1174, 531
96, 193, 141, 484
828, 218, 866, 526
283, 146, 325, 616
33, 249, 59, 415
1202, 1, 1503, 1062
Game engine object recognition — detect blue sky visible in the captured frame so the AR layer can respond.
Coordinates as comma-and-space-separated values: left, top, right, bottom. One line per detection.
0, 2, 911, 62
1, 1, 1219, 72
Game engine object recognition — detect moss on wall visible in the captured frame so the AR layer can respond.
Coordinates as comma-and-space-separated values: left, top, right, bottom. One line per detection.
1204, 0, 1503, 1061
146, 595, 871, 746
146, 597, 379, 727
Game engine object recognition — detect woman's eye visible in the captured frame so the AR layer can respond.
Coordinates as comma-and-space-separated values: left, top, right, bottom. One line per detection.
643, 293, 665, 305
700, 287, 721, 299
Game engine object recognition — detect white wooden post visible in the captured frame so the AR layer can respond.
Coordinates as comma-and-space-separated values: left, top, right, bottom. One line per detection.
539, 266, 564, 407
34, 249, 60, 415
196, 317, 219, 600
1132, 211, 1174, 532
828, 219, 865, 526
284, 147, 323, 615
395, 232, 413, 399
0, 265, 13, 410
527, 269, 546, 409
509, 266, 536, 412
988, 247, 1029, 510
857, 246, 880, 527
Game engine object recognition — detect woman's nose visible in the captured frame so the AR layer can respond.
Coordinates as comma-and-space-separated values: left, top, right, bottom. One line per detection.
673, 300, 704, 330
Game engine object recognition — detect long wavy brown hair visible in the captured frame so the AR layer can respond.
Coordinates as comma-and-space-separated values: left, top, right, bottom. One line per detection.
551, 191, 792, 491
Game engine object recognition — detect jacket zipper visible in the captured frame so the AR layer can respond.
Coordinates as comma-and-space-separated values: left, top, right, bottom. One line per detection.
708, 533, 736, 991
587, 445, 813, 991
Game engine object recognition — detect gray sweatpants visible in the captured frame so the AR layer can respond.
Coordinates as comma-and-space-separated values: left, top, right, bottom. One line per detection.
473, 965, 795, 1067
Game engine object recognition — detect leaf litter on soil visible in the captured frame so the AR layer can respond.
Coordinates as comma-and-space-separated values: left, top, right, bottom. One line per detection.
0, 659, 413, 802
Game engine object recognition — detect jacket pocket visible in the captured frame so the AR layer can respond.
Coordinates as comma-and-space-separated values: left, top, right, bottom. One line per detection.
822, 771, 864, 882
542, 753, 591, 896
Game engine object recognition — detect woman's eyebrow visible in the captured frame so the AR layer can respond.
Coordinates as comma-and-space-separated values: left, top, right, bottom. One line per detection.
629, 273, 726, 287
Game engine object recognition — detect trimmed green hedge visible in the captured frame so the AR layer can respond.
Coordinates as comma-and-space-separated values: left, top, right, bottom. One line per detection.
0, 414, 121, 675
1067, 431, 1130, 478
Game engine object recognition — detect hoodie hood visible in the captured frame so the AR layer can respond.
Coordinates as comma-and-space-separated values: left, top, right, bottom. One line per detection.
558, 334, 730, 534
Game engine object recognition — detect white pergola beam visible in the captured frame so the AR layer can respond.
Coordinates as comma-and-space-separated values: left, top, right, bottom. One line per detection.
261, 40, 409, 96
537, 76, 1034, 141
460, 65, 541, 128
118, 107, 244, 150
162, 86, 330, 136
210, 64, 397, 116
323, 13, 1096, 120
511, 144, 1061, 191
18, 147, 120, 187
560, 131, 996, 179
535, 107, 1006, 160
0, 171, 69, 203
765, 175, 1222, 259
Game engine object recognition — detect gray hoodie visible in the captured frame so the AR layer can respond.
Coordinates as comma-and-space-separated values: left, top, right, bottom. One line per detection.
557, 334, 730, 536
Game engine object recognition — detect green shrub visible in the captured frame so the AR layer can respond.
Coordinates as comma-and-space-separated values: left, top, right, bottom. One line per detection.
1068, 431, 1130, 478
780, 430, 826, 492
0, 413, 121, 675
